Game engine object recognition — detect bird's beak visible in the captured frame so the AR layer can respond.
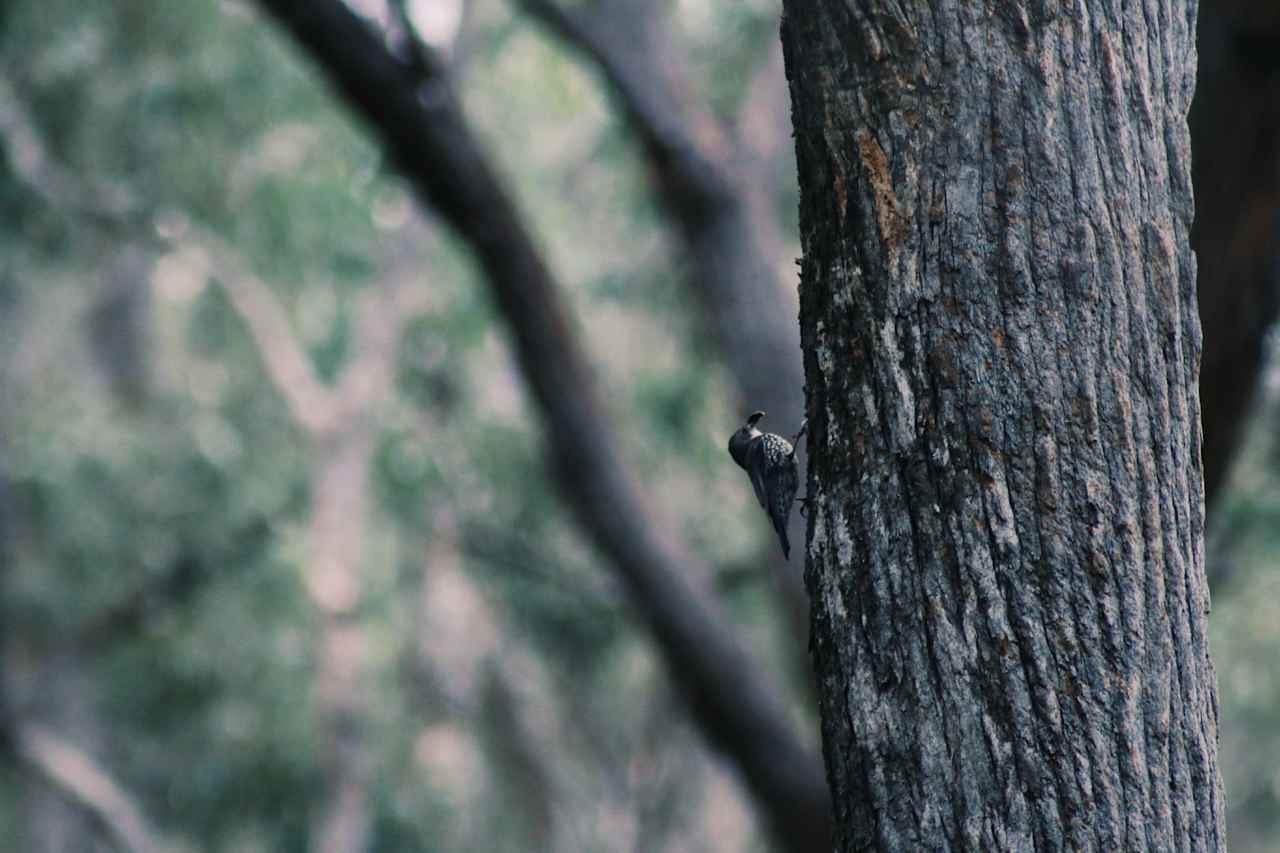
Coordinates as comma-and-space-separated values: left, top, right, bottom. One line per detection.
746, 410, 765, 428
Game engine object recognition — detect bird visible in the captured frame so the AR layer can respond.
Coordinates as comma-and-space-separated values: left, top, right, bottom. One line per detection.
728, 411, 805, 559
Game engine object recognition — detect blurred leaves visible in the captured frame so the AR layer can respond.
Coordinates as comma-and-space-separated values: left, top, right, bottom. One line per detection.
1209, 338, 1280, 853
0, 1, 794, 851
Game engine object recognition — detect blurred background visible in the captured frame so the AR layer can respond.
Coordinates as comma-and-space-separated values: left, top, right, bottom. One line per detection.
0, 1, 1277, 851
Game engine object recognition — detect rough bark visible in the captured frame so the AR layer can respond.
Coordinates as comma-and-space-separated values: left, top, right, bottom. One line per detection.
252, 2, 832, 849
1192, 0, 1280, 514
782, 1, 1226, 850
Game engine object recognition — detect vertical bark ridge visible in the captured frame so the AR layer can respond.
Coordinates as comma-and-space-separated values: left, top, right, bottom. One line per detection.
1055, 22, 1145, 845
783, 0, 1224, 848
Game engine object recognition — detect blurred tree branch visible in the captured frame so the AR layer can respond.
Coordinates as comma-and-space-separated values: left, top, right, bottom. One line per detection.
198, 232, 339, 433
202, 221, 428, 853
205, 222, 427, 853
12, 721, 183, 853
196, 226, 427, 433
0, 73, 422, 853
410, 514, 745, 850
516, 0, 812, 627
406, 517, 570, 850
251, 1, 832, 849
1193, 0, 1280, 520
0, 84, 137, 228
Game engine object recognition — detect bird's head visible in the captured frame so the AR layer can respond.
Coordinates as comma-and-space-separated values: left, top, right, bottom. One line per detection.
727, 410, 766, 468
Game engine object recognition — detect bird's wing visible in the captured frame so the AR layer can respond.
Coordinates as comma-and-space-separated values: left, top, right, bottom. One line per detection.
745, 439, 770, 509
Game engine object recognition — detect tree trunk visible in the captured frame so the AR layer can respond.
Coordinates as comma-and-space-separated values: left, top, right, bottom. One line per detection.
781, 1, 1226, 850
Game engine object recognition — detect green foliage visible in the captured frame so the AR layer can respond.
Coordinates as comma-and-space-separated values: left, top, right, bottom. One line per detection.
1208, 369, 1280, 853
0, 1, 795, 850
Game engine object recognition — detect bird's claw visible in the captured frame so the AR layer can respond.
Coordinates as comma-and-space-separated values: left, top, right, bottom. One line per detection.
791, 418, 808, 446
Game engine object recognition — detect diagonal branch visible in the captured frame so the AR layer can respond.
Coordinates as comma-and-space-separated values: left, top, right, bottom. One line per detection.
516, 0, 803, 424
515, 0, 812, 631
0, 80, 414, 853
14, 722, 181, 853
517, 0, 725, 182
0, 72, 421, 443
196, 225, 426, 436
250, 2, 831, 849
0, 76, 332, 433
191, 229, 341, 434
0, 80, 138, 227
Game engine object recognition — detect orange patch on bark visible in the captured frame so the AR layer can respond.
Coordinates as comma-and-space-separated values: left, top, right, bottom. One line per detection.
855, 131, 908, 256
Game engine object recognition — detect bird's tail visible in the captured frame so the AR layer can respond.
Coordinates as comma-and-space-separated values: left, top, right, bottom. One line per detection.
775, 518, 791, 560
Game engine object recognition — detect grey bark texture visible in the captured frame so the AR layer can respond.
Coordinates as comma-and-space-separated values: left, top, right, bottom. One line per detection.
781, 1, 1227, 850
